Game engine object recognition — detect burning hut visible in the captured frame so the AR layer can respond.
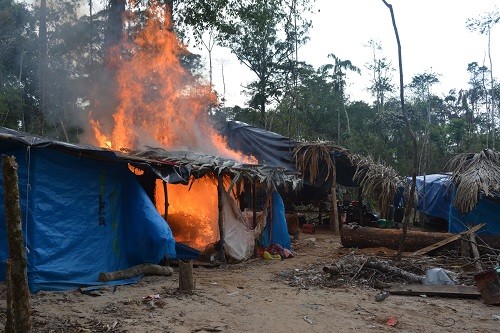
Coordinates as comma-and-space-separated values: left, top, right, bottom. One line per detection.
0, 126, 299, 292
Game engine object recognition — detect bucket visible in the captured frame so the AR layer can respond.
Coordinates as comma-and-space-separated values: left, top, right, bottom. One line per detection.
474, 269, 500, 305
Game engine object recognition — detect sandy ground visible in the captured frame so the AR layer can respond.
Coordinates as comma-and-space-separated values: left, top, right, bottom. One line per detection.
0, 230, 499, 333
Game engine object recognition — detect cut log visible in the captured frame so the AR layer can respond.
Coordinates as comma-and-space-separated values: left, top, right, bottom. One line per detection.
412, 223, 484, 256
98, 264, 173, 282
178, 260, 195, 294
387, 284, 480, 298
341, 225, 453, 252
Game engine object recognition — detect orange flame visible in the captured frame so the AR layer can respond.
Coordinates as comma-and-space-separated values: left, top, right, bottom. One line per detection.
89, 2, 256, 252
89, 2, 254, 163
155, 178, 219, 251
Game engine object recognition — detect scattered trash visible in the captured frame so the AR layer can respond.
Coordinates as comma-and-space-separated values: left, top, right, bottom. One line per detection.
227, 291, 240, 296
303, 316, 313, 325
142, 294, 160, 301
423, 268, 457, 285
385, 316, 398, 327
142, 294, 165, 308
263, 251, 281, 260
492, 314, 500, 321
474, 269, 500, 305
374, 290, 389, 302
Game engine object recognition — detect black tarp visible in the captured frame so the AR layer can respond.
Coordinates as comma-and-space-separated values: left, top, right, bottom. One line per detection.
219, 121, 359, 194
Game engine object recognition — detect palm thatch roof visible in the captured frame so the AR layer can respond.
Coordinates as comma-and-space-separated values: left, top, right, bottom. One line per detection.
447, 149, 500, 213
292, 142, 347, 185
351, 155, 403, 218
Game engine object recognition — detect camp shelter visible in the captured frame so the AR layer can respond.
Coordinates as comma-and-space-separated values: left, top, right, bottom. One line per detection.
219, 121, 402, 226
0, 127, 179, 292
414, 173, 500, 235
0, 127, 300, 291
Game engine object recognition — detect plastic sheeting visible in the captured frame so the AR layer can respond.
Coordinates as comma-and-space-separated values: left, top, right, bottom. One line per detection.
413, 174, 500, 235
414, 174, 453, 221
258, 191, 291, 250
0, 148, 176, 292
219, 121, 358, 188
222, 191, 255, 262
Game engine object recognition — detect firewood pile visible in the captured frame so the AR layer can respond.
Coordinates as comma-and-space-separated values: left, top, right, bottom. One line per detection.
277, 250, 499, 290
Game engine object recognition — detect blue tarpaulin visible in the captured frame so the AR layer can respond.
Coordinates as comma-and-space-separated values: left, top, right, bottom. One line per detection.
414, 174, 453, 221
414, 174, 500, 235
258, 191, 291, 250
0, 147, 176, 292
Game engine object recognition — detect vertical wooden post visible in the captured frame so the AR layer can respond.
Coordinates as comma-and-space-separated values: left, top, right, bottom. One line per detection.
252, 177, 257, 228
3, 155, 32, 333
217, 174, 225, 262
329, 164, 339, 235
358, 186, 363, 225
162, 180, 169, 220
470, 233, 483, 271
178, 260, 195, 294
269, 191, 274, 243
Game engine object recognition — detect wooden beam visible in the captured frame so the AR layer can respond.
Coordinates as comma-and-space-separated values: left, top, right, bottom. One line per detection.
387, 284, 480, 298
411, 223, 485, 256
162, 180, 169, 220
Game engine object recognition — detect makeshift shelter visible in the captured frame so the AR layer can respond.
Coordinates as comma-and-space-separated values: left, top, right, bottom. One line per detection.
0, 127, 299, 291
414, 173, 500, 235
220, 121, 402, 227
0, 127, 176, 292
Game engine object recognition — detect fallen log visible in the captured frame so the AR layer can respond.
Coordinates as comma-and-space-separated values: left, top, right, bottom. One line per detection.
341, 225, 457, 252
98, 264, 173, 282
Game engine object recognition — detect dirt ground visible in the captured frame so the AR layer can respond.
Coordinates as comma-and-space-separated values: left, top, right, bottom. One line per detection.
0, 230, 499, 333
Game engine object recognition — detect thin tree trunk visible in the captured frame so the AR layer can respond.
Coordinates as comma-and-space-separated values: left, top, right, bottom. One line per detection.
329, 165, 339, 235
37, 0, 48, 135
3, 156, 32, 333
381, 1, 418, 261
5, 260, 15, 333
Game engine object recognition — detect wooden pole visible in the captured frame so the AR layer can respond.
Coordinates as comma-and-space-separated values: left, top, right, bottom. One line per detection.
329, 164, 340, 235
178, 260, 195, 294
217, 174, 225, 262
3, 155, 32, 333
358, 187, 363, 225
252, 177, 257, 228
162, 180, 169, 220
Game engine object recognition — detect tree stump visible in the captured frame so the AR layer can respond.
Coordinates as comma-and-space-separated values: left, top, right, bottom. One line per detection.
178, 260, 195, 294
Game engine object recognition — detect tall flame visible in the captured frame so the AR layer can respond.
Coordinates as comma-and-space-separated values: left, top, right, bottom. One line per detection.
89, 2, 256, 251
89, 2, 253, 163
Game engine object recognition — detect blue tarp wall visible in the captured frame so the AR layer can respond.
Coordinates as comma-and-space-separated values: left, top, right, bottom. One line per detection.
258, 191, 292, 250
0, 147, 176, 292
414, 174, 500, 235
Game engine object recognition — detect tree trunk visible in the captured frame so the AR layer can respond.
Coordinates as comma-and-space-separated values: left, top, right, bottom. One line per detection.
5, 260, 15, 333
178, 260, 195, 294
381, 0, 418, 261
3, 156, 32, 333
329, 165, 339, 235
36, 0, 48, 134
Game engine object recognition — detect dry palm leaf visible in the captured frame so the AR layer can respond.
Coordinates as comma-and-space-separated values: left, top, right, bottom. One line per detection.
293, 142, 346, 184
447, 149, 500, 213
351, 155, 403, 218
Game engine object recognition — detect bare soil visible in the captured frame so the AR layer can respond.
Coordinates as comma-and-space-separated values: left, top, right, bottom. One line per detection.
1, 230, 499, 333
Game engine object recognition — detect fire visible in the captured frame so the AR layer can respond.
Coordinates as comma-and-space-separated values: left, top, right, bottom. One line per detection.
89, 2, 256, 252
155, 178, 219, 251
89, 2, 254, 163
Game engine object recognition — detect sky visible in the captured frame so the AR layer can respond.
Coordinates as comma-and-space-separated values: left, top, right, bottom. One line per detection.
205, 0, 500, 107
